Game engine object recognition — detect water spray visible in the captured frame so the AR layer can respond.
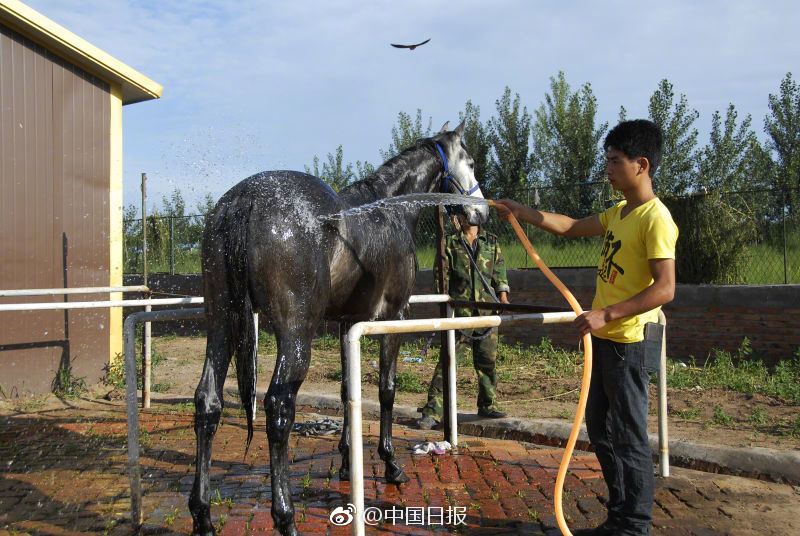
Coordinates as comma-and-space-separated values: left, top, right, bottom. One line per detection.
488, 200, 592, 536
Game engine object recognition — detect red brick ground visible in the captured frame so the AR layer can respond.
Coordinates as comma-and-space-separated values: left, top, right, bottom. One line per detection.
0, 400, 785, 535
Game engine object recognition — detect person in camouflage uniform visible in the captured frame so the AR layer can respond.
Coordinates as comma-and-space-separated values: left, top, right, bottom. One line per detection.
418, 213, 511, 429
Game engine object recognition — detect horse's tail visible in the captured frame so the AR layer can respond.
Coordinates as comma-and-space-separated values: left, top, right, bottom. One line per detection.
219, 195, 258, 456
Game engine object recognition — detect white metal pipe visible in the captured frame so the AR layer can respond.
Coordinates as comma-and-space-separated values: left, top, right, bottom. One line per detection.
446, 304, 457, 447
0, 296, 203, 312
657, 310, 670, 477
345, 311, 577, 536
142, 304, 152, 409
0, 285, 149, 297
407, 294, 451, 304
344, 324, 366, 536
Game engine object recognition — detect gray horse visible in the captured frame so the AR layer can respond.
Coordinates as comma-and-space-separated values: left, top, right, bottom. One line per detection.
189, 121, 488, 535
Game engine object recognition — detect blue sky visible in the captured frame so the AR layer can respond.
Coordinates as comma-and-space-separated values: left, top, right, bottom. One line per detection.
22, 0, 800, 211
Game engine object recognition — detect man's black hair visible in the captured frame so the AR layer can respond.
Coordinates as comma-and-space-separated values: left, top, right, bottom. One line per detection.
603, 119, 664, 175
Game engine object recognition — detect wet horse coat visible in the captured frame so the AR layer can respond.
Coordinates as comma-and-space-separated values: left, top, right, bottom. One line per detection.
189, 122, 487, 536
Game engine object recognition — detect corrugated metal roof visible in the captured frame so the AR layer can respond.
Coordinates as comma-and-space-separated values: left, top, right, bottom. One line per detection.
0, 0, 163, 105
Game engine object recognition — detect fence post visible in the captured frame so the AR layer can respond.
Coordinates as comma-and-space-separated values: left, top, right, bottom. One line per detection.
169, 216, 175, 275
783, 189, 788, 285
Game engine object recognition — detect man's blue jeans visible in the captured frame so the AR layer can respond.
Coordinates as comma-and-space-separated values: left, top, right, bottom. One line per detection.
586, 336, 656, 536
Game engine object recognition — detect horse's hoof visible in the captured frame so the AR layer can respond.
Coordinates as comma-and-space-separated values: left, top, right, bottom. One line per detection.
386, 467, 410, 485
339, 465, 350, 481
276, 522, 299, 536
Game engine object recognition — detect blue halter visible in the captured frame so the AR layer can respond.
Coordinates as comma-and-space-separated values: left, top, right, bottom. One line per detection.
435, 143, 480, 196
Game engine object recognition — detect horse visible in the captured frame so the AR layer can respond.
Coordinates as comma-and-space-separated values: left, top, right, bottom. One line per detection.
189, 121, 488, 536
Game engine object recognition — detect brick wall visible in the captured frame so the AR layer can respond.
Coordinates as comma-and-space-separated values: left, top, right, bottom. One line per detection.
126, 272, 800, 366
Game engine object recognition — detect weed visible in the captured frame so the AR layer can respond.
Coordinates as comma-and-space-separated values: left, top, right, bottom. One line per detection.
163, 507, 179, 526
215, 514, 227, 532
151, 382, 172, 393
395, 371, 427, 393
712, 405, 735, 426
314, 333, 339, 351
53, 365, 87, 399
791, 415, 800, 438
210, 488, 233, 508
748, 405, 770, 426
556, 408, 572, 420
674, 408, 700, 420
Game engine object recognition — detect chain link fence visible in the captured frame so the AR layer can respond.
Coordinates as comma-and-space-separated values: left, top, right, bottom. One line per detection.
124, 186, 799, 285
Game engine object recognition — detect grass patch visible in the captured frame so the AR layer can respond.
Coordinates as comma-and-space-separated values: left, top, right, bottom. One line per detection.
667, 339, 800, 403
395, 371, 427, 393
53, 365, 87, 399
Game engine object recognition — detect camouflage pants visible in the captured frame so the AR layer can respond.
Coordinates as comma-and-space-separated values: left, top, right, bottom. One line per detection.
420, 327, 499, 419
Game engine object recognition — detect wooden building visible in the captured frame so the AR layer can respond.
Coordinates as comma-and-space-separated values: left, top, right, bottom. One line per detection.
0, 0, 162, 394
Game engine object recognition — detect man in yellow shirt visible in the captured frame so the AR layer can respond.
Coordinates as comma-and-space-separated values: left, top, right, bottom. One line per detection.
493, 119, 678, 536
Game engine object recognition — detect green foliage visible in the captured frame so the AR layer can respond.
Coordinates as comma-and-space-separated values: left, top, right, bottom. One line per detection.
53, 365, 87, 399
765, 72, 800, 211
712, 405, 735, 426
305, 144, 374, 192
379, 109, 433, 161
666, 339, 800, 403
486, 87, 533, 199
395, 371, 427, 393
662, 191, 756, 284
530, 71, 608, 218
648, 79, 700, 195
698, 104, 761, 191
459, 100, 491, 185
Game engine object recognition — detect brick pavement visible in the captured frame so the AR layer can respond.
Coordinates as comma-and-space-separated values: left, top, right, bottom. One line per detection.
1, 399, 798, 535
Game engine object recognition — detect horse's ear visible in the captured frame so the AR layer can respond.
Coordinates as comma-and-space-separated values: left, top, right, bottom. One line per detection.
454, 120, 466, 138
438, 121, 450, 134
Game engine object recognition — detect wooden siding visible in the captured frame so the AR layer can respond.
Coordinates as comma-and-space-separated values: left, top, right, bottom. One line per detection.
1, 24, 111, 394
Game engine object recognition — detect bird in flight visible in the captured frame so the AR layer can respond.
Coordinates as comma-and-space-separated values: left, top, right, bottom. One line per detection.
390, 38, 431, 50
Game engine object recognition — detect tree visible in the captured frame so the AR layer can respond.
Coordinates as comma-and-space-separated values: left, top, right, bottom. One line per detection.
697, 104, 760, 191
458, 100, 491, 187
648, 79, 700, 195
306, 145, 356, 192
530, 71, 608, 217
486, 87, 533, 200
764, 72, 800, 213
379, 109, 433, 161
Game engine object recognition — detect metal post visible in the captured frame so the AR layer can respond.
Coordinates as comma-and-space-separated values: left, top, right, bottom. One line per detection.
141, 173, 147, 287
169, 215, 175, 275
783, 189, 788, 285
345, 328, 365, 536
123, 307, 206, 529
345, 311, 577, 536
446, 304, 457, 447
657, 310, 670, 477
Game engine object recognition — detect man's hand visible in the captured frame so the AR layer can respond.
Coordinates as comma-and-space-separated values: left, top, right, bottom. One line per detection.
490, 199, 521, 221
499, 291, 510, 305
573, 309, 609, 336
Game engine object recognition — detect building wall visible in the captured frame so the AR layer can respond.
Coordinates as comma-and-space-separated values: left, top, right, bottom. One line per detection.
0, 23, 111, 394
125, 271, 800, 367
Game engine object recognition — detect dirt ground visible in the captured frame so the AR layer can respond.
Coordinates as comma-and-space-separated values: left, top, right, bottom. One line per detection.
138, 335, 800, 454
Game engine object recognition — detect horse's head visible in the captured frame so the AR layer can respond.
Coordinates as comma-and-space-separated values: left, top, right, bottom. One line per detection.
433, 121, 489, 226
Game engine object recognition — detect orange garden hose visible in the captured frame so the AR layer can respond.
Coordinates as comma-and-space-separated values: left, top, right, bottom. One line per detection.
489, 201, 592, 536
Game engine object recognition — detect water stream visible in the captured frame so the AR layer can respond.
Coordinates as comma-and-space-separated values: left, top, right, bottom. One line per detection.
319, 193, 489, 222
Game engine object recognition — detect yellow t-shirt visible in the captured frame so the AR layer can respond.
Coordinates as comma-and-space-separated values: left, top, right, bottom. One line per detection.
591, 198, 678, 343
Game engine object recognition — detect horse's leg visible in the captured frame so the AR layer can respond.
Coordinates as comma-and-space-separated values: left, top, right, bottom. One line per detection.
265, 328, 313, 536
377, 332, 410, 484
189, 321, 231, 535
338, 321, 352, 481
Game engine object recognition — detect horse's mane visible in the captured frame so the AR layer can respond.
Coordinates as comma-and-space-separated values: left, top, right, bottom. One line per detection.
338, 138, 439, 207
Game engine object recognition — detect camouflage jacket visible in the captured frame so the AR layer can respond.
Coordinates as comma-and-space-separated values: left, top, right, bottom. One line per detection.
435, 228, 510, 317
